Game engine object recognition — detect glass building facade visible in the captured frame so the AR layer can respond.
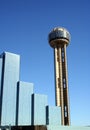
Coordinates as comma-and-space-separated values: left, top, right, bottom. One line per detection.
32, 94, 48, 125
16, 81, 34, 125
46, 106, 61, 125
0, 52, 20, 125
0, 51, 89, 130
0, 51, 62, 127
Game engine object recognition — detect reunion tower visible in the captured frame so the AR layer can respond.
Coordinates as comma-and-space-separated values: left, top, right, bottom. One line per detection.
48, 27, 71, 126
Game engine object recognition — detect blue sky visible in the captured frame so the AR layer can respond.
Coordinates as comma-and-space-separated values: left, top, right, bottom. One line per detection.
0, 0, 90, 126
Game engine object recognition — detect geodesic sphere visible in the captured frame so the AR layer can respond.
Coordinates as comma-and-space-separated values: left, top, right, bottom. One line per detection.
48, 27, 70, 48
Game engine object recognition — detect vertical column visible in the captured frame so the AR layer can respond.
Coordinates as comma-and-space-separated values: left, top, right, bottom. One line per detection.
58, 47, 64, 125
62, 44, 70, 125
54, 47, 64, 125
54, 48, 60, 106
0, 57, 3, 125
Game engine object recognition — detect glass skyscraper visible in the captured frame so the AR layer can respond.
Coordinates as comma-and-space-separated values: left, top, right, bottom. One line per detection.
0, 52, 20, 125
0, 52, 61, 127
16, 81, 33, 125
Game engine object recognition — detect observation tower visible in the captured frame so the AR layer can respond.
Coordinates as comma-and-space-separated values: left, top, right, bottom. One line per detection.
48, 27, 71, 125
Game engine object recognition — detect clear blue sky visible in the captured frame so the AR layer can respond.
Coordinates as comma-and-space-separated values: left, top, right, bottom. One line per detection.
0, 0, 90, 126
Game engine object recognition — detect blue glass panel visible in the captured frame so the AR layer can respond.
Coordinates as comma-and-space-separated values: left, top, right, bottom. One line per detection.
46, 106, 61, 125
17, 81, 33, 125
32, 94, 48, 125
1, 52, 20, 125
47, 125, 90, 130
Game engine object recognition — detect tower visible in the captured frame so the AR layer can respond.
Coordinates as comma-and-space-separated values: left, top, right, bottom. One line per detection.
48, 27, 70, 125
0, 52, 20, 125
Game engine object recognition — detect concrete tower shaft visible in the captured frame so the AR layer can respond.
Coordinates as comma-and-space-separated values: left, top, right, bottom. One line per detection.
48, 27, 70, 126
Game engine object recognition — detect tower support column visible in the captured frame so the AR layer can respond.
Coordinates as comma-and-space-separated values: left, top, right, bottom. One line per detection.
62, 44, 70, 125
54, 45, 70, 125
54, 46, 67, 125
